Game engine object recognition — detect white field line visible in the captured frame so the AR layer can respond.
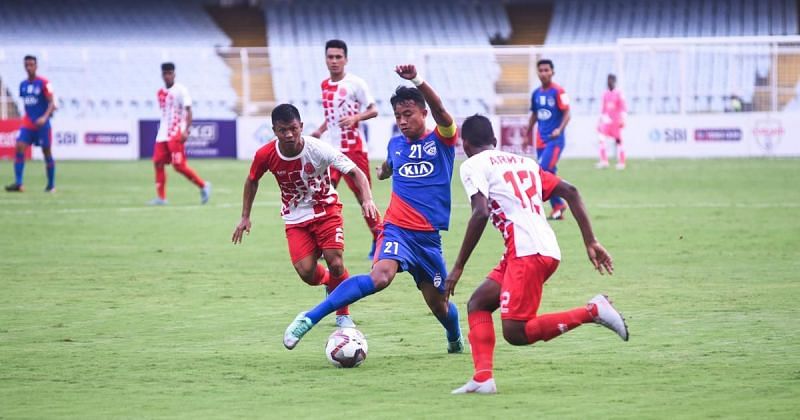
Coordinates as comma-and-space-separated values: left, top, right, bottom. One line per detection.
1, 201, 799, 215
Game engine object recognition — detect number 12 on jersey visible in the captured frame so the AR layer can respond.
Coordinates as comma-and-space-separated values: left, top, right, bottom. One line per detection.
503, 170, 543, 215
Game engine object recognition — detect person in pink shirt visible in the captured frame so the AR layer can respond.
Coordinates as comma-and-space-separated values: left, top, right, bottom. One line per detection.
596, 74, 627, 170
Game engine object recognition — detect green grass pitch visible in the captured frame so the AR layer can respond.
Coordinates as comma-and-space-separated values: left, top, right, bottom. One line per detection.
1, 158, 799, 418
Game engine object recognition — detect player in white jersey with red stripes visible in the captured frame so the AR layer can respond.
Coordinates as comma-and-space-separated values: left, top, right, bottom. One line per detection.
149, 62, 211, 205
311, 40, 381, 259
232, 104, 378, 328
445, 115, 628, 395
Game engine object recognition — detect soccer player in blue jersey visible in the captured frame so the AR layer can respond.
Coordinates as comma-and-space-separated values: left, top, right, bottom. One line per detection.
283, 64, 463, 353
6, 55, 56, 192
524, 59, 571, 219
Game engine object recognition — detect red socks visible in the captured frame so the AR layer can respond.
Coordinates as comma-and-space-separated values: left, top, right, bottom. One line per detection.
524, 305, 596, 344
468, 311, 495, 382
329, 269, 350, 316
173, 162, 205, 188
155, 164, 166, 200
309, 264, 330, 286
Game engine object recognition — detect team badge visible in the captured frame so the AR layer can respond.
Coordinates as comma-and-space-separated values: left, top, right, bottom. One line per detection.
304, 162, 315, 174
423, 140, 437, 156
433, 273, 442, 288
547, 97, 555, 107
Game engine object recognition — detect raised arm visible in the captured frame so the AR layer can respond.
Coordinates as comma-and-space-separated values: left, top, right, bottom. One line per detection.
231, 178, 259, 244
551, 180, 613, 274
395, 64, 453, 128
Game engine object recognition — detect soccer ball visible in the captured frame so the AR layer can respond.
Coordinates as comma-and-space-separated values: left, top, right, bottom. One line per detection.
325, 328, 368, 368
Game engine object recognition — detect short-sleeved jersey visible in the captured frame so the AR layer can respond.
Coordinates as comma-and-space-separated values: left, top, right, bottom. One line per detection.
599, 89, 627, 126
248, 136, 357, 225
20, 77, 53, 130
459, 149, 562, 260
321, 73, 375, 154
156, 83, 192, 142
383, 126, 457, 232
531, 82, 569, 140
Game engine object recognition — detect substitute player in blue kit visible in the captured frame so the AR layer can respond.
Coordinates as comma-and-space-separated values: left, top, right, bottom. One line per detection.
283, 64, 463, 353
6, 55, 56, 192
525, 59, 571, 219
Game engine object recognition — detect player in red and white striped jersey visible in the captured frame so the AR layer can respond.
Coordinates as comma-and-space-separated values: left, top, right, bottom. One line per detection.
232, 104, 378, 328
149, 62, 211, 205
446, 115, 628, 394
311, 40, 381, 259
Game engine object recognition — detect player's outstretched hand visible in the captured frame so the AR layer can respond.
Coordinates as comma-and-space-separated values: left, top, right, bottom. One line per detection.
231, 217, 252, 244
361, 199, 379, 221
444, 267, 463, 301
586, 240, 613, 275
395, 65, 418, 81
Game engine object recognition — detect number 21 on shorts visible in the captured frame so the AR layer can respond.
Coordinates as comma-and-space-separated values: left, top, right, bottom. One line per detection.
383, 241, 399, 255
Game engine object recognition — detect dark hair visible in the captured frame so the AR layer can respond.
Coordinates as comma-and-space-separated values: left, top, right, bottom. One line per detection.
325, 39, 348, 57
537, 59, 554, 70
161, 62, 175, 71
24, 55, 36, 62
271, 103, 302, 125
608, 73, 617, 80
461, 114, 495, 146
390, 86, 426, 110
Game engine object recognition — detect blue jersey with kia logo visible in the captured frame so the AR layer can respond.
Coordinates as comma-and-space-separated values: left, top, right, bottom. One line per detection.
531, 82, 569, 146
383, 126, 457, 232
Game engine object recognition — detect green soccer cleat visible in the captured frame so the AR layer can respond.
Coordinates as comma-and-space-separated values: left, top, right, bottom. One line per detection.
284, 311, 314, 350
447, 335, 465, 354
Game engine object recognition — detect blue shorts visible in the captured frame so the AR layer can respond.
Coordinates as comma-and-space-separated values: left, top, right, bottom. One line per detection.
375, 223, 447, 293
18, 125, 52, 148
537, 137, 565, 173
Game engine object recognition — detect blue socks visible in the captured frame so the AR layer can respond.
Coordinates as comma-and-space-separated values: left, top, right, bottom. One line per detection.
306, 274, 376, 324
437, 301, 461, 342
45, 156, 55, 189
14, 152, 24, 185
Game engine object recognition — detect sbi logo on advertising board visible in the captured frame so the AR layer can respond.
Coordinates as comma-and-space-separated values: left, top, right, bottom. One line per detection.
649, 128, 687, 143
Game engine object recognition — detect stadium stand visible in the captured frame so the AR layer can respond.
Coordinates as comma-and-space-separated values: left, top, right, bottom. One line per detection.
543, 0, 799, 114
0, 0, 237, 119
264, 0, 509, 118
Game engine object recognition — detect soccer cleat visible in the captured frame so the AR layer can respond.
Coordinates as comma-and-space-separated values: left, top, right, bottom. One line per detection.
5, 183, 23, 192
336, 315, 356, 328
447, 335, 465, 354
589, 294, 629, 341
44, 187, 56, 193
451, 378, 497, 395
367, 239, 377, 260
615, 163, 626, 170
284, 311, 314, 350
148, 198, 168, 206
549, 203, 568, 220
200, 182, 212, 204
595, 161, 609, 169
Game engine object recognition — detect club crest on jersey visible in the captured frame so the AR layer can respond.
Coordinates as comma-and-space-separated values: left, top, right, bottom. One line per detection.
304, 162, 315, 174
398, 161, 433, 178
423, 140, 437, 156
547, 97, 555, 107
537, 109, 552, 120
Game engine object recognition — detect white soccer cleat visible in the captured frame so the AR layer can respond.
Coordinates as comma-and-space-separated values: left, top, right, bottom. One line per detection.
615, 163, 626, 170
589, 294, 629, 341
595, 161, 609, 169
284, 311, 314, 350
335, 315, 356, 328
451, 378, 497, 395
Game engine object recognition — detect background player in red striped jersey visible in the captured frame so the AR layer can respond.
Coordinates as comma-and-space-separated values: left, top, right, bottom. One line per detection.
311, 40, 381, 259
148, 62, 211, 205
6, 55, 56, 192
232, 104, 378, 329
447, 115, 628, 394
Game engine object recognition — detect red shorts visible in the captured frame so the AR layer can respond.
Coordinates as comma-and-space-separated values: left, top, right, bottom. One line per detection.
284, 211, 345, 264
153, 140, 187, 165
487, 252, 560, 321
330, 151, 371, 191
